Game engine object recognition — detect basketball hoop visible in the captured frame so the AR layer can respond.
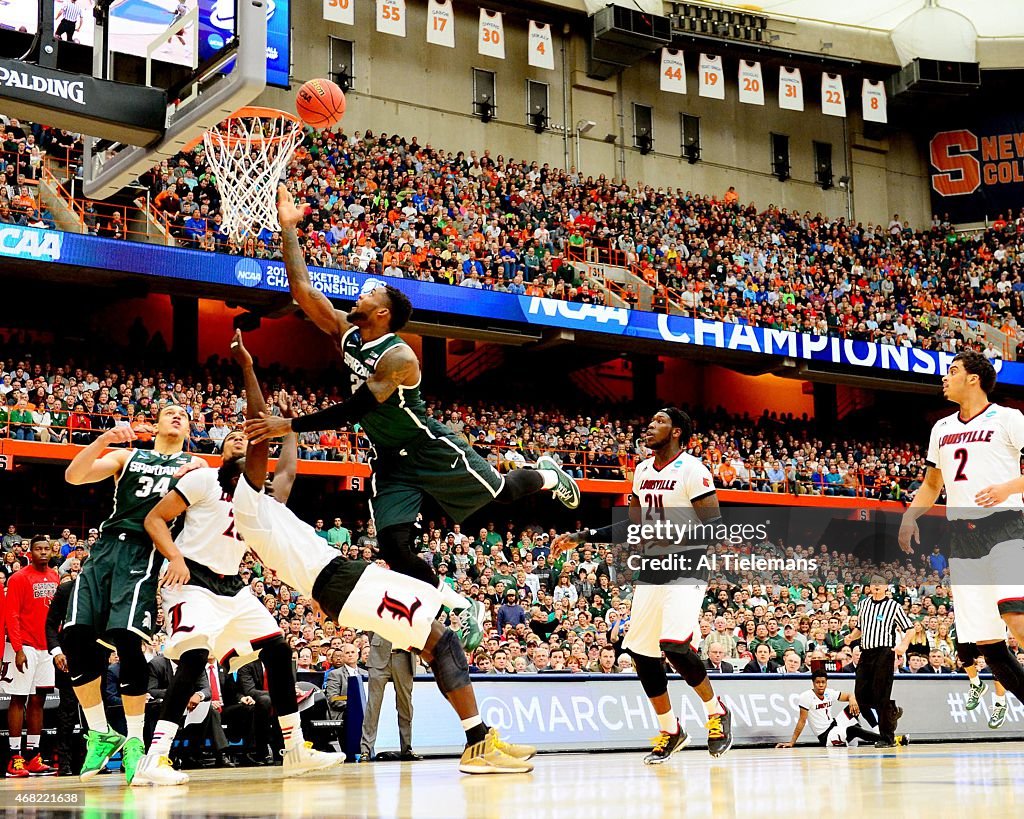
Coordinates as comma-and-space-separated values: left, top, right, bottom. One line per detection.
200, 106, 305, 241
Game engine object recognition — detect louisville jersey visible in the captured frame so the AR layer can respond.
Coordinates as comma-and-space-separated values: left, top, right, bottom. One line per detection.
172, 468, 246, 576
632, 451, 716, 519
796, 687, 842, 736
102, 449, 194, 537
926, 403, 1024, 519
342, 328, 437, 450
5, 564, 59, 651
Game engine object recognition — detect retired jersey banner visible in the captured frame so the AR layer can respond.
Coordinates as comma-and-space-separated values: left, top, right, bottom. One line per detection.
862, 79, 887, 124
660, 48, 686, 94
738, 60, 763, 105
698, 54, 724, 99
426, 0, 454, 47
478, 8, 504, 59
376, 0, 405, 36
821, 73, 846, 117
324, 0, 353, 25
528, 21, 554, 70
929, 115, 1024, 223
778, 66, 803, 111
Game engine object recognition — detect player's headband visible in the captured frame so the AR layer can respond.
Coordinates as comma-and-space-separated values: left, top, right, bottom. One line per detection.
360, 278, 385, 296
658, 407, 690, 430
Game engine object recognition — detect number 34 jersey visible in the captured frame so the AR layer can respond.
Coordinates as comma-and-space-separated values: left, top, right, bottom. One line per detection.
101, 449, 194, 538
926, 403, 1024, 520
632, 452, 717, 520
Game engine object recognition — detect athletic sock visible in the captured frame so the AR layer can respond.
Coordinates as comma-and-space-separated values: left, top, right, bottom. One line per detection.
462, 716, 488, 746
126, 714, 145, 742
995, 696, 1006, 707
438, 581, 469, 612
656, 710, 678, 734
26, 735, 39, 755
538, 470, 559, 490
9, 737, 21, 753
967, 673, 981, 685
279, 713, 303, 751
83, 703, 109, 734
150, 720, 179, 758
703, 697, 725, 718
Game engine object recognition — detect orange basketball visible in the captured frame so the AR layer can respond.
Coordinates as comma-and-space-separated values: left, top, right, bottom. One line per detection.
295, 78, 346, 130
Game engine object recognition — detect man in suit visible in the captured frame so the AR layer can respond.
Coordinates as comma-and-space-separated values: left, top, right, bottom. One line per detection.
595, 552, 618, 586
235, 658, 279, 764
917, 649, 953, 674
325, 644, 367, 721
703, 643, 735, 674
742, 643, 780, 674
359, 633, 420, 761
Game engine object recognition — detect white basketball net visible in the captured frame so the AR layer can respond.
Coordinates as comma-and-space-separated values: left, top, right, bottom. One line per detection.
202, 107, 305, 241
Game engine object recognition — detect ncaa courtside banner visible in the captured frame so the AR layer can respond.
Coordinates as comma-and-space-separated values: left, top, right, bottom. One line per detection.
929, 114, 1024, 223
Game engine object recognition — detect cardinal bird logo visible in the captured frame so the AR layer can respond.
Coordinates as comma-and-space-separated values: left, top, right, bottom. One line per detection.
377, 592, 422, 625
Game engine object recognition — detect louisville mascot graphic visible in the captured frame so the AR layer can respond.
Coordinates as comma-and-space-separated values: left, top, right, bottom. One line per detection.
377, 592, 422, 626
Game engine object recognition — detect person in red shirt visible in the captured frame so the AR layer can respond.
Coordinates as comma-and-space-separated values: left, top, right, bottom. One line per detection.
5, 535, 59, 777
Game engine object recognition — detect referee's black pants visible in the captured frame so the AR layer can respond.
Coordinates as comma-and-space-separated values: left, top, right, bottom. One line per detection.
855, 648, 899, 741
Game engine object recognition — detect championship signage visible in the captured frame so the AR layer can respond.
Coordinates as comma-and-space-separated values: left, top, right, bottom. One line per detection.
929, 116, 1024, 223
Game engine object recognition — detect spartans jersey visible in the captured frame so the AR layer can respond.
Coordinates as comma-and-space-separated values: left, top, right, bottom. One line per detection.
342, 328, 439, 450
797, 688, 843, 736
926, 403, 1024, 519
101, 449, 193, 537
172, 468, 246, 576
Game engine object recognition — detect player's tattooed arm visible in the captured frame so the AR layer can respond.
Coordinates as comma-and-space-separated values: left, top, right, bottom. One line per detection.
277, 184, 352, 340
366, 345, 420, 403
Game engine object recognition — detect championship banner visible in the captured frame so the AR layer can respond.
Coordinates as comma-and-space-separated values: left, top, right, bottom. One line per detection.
660, 48, 686, 94
528, 20, 554, 70
698, 53, 724, 99
929, 114, 1024, 223
478, 8, 504, 59
862, 79, 887, 124
778, 66, 803, 111
738, 60, 763, 105
376, 0, 404, 37
821, 73, 846, 118
426, 0, 454, 48
323, 0, 353, 25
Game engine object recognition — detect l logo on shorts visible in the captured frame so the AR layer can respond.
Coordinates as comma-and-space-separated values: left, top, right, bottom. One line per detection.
376, 592, 422, 625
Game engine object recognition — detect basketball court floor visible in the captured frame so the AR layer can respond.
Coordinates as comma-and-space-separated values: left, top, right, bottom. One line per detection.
5, 743, 1022, 817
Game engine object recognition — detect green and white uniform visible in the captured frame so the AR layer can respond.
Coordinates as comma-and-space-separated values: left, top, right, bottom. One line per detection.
67, 448, 192, 640
342, 328, 504, 530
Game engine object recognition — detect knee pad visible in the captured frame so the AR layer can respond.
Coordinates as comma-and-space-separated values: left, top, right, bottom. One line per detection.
256, 634, 291, 668
431, 630, 471, 696
110, 633, 149, 697
632, 653, 669, 700
664, 646, 708, 688
957, 641, 981, 668
979, 641, 1024, 691
62, 629, 105, 686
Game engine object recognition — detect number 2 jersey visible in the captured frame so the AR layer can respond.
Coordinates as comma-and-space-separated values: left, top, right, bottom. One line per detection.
101, 449, 194, 539
170, 467, 247, 594
926, 402, 1024, 520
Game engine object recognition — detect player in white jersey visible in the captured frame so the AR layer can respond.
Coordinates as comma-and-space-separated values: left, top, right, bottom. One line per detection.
226, 330, 535, 774
776, 670, 882, 748
553, 408, 732, 764
899, 351, 1024, 710
135, 418, 343, 786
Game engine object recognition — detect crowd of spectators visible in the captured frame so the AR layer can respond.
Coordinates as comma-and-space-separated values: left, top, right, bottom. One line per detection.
130, 124, 1024, 356
1, 335, 937, 500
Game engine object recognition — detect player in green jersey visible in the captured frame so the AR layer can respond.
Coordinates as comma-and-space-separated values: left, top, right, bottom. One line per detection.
63, 407, 203, 783
246, 187, 580, 649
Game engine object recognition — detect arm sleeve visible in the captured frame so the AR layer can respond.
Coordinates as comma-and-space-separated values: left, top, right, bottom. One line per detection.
6, 573, 23, 653
173, 467, 215, 507
925, 422, 941, 468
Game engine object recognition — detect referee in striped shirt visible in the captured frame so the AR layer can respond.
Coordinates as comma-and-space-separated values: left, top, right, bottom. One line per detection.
845, 576, 913, 747
56, 0, 82, 42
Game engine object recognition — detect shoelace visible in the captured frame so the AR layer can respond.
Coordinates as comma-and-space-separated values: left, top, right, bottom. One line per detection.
706, 715, 725, 740
649, 733, 671, 753
158, 755, 175, 769
11, 757, 25, 772
491, 731, 524, 755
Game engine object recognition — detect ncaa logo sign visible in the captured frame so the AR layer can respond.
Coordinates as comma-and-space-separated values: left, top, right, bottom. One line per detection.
234, 258, 263, 287
0, 227, 62, 260
526, 297, 629, 334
